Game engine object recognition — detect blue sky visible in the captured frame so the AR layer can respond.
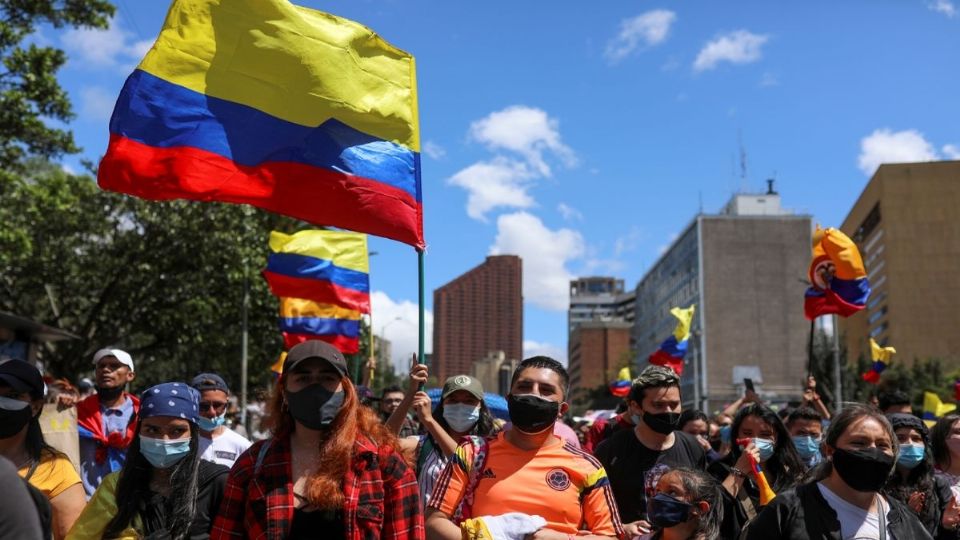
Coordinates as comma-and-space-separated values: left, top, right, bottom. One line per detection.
50, 0, 959, 370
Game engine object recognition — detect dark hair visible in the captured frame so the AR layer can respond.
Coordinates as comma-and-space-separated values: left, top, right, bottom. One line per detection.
628, 365, 680, 405
884, 423, 938, 530
380, 385, 404, 399
659, 468, 724, 540
430, 398, 497, 444
510, 356, 569, 399
931, 413, 960, 470
878, 389, 911, 411
679, 409, 709, 431
103, 420, 202, 540
786, 406, 823, 427
812, 403, 899, 482
730, 403, 806, 491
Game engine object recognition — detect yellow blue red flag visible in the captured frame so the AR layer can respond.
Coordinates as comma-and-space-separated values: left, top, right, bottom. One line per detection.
804, 227, 870, 320
98, 0, 424, 248
649, 305, 696, 375
609, 367, 631, 397
923, 391, 956, 428
862, 338, 895, 384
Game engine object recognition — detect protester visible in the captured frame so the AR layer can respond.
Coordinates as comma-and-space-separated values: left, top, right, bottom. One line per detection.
638, 468, 723, 540
800, 375, 831, 421
679, 409, 721, 463
190, 373, 251, 468
211, 340, 423, 539
382, 383, 419, 438
743, 403, 933, 539
76, 348, 140, 498
709, 402, 805, 529
879, 389, 914, 415
391, 369, 498, 511
68, 382, 229, 539
426, 356, 622, 539
595, 365, 705, 538
584, 401, 634, 454
931, 413, 960, 486
0, 360, 84, 539
884, 413, 958, 538
0, 456, 44, 540
786, 406, 824, 468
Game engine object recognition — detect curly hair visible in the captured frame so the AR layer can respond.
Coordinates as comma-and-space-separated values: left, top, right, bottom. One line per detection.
266, 373, 401, 509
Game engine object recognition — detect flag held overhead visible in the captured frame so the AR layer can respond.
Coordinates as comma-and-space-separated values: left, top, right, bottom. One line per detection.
861, 338, 895, 384
649, 305, 696, 376
804, 226, 870, 320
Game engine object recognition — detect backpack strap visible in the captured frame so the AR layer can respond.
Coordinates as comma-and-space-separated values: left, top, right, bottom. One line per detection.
254, 439, 273, 476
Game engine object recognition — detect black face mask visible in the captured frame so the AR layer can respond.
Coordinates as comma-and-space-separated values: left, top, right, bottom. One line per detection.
647, 493, 693, 528
832, 447, 895, 492
643, 411, 681, 435
508, 394, 560, 434
0, 396, 33, 438
285, 384, 345, 430
96, 385, 124, 402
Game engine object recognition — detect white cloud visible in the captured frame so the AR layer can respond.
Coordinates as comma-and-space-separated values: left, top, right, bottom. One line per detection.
605, 10, 677, 63
523, 340, 568, 366
614, 226, 643, 256
79, 86, 116, 122
489, 212, 585, 311
61, 17, 151, 71
448, 158, 536, 221
693, 30, 770, 72
929, 0, 957, 17
371, 291, 432, 370
423, 140, 446, 160
857, 128, 939, 175
943, 144, 960, 159
469, 106, 575, 177
759, 72, 779, 87
657, 232, 680, 256
581, 258, 626, 275
557, 203, 583, 222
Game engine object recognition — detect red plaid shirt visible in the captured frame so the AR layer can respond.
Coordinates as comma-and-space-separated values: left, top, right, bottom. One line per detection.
210, 434, 424, 540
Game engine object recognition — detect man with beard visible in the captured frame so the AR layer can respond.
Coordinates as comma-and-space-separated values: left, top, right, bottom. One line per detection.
76, 348, 140, 498
426, 356, 622, 539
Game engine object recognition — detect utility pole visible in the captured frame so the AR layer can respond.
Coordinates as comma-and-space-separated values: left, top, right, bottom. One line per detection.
832, 314, 842, 413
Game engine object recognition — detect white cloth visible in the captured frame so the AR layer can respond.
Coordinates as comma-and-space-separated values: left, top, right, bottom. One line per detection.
478, 513, 546, 540
415, 435, 449, 508
817, 482, 894, 540
198, 427, 251, 467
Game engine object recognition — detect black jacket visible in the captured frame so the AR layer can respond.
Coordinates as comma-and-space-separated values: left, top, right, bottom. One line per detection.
743, 481, 934, 540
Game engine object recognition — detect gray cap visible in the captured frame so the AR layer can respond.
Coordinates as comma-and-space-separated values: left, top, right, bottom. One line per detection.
442, 375, 484, 401
283, 341, 348, 377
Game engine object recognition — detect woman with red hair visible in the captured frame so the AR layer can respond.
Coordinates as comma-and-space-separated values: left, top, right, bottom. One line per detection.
210, 341, 424, 539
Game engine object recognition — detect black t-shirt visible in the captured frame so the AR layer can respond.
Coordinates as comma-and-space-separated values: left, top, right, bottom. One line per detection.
594, 428, 707, 523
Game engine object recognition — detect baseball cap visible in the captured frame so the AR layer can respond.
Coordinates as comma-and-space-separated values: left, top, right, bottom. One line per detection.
92, 348, 134, 371
441, 375, 484, 401
282, 341, 348, 377
191, 373, 230, 394
0, 360, 45, 400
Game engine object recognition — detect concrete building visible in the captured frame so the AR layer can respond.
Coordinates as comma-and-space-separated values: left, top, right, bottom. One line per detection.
471, 350, 519, 397
839, 161, 960, 366
633, 188, 811, 410
433, 255, 523, 383
568, 277, 635, 332
568, 321, 633, 398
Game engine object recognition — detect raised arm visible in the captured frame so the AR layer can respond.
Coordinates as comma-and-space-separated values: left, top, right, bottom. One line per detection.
386, 355, 428, 435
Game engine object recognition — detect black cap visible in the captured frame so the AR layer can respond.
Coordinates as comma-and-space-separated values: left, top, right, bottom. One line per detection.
0, 360, 44, 400
191, 373, 230, 394
283, 341, 348, 377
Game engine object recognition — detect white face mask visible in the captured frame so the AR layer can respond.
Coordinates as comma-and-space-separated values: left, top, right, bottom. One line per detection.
443, 403, 480, 433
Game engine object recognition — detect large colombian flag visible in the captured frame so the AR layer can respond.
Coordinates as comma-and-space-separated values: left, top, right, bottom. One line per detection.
804, 227, 870, 320
98, 0, 424, 249
649, 305, 696, 376
264, 230, 369, 353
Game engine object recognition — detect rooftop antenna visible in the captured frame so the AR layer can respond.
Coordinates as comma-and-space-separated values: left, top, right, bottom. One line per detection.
698, 190, 704, 214
766, 178, 777, 195
738, 130, 748, 193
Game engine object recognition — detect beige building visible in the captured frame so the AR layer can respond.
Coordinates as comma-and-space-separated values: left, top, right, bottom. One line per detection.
567, 321, 633, 397
839, 161, 960, 366
471, 350, 518, 397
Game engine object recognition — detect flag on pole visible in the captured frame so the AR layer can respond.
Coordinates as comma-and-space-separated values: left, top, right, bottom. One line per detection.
609, 367, 632, 397
923, 391, 956, 428
861, 338, 895, 384
649, 305, 696, 376
804, 226, 870, 320
263, 230, 370, 354
98, 0, 424, 248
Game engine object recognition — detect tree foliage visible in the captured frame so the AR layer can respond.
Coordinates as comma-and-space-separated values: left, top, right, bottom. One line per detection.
0, 0, 115, 170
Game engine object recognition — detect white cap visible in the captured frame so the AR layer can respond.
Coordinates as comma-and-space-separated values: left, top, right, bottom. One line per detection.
92, 348, 134, 372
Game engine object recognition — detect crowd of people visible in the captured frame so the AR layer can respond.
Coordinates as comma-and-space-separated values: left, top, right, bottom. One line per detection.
3, 343, 960, 540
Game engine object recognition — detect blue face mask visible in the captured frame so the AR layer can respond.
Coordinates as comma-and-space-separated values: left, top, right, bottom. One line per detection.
898, 444, 926, 469
719, 425, 731, 443
443, 403, 480, 433
753, 438, 775, 462
140, 436, 192, 468
792, 435, 821, 460
197, 414, 226, 432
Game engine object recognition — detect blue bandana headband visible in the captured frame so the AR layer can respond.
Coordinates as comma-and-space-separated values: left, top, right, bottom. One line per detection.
141, 382, 200, 424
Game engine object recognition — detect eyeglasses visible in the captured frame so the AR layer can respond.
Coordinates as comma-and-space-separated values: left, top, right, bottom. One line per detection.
199, 401, 228, 412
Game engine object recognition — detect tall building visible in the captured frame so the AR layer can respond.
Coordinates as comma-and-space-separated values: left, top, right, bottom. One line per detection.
568, 277, 634, 332
471, 350, 519, 397
633, 188, 811, 410
839, 161, 960, 366
433, 255, 523, 383
568, 321, 633, 397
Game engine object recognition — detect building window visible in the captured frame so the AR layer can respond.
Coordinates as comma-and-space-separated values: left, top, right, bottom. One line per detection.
867, 291, 887, 311
856, 203, 882, 244
869, 322, 888, 338
867, 306, 887, 326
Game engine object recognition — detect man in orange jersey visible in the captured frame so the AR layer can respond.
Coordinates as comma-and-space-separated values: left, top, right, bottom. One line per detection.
426, 356, 622, 540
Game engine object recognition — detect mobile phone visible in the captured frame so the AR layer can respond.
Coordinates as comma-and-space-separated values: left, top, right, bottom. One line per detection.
744, 378, 755, 393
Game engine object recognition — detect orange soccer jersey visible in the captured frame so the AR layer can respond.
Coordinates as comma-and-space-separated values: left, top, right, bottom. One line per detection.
429, 432, 622, 536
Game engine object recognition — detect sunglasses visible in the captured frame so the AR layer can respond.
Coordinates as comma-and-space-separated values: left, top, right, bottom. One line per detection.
199, 401, 228, 412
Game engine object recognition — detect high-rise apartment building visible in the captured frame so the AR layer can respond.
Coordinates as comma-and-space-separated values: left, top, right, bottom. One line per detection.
839, 161, 960, 366
432, 255, 523, 383
568, 321, 633, 397
633, 188, 811, 409
568, 277, 635, 332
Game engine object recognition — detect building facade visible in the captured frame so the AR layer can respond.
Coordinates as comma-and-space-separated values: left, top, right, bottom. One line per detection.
839, 161, 960, 367
432, 255, 523, 383
568, 321, 633, 398
471, 350, 519, 397
568, 277, 635, 332
633, 191, 811, 410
